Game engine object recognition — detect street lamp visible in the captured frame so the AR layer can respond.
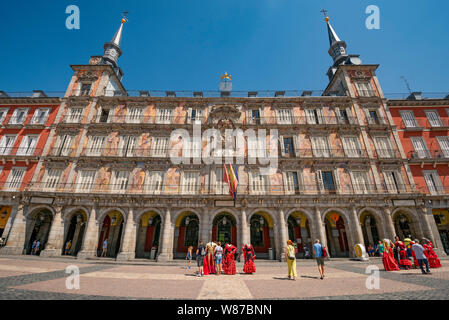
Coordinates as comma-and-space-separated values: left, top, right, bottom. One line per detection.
76, 215, 82, 224
295, 217, 301, 226
366, 216, 371, 225
148, 216, 153, 226
185, 217, 190, 226
0, 211, 6, 219
399, 215, 406, 224
222, 216, 227, 226
259, 216, 264, 226
111, 215, 116, 225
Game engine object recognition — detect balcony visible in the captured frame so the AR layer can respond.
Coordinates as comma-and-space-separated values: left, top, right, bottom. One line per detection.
365, 116, 390, 128
400, 119, 426, 130
428, 118, 449, 130
416, 185, 449, 196
245, 116, 358, 127
408, 150, 449, 164
3, 116, 27, 128
373, 149, 402, 160
281, 148, 368, 160
22, 182, 419, 197
0, 147, 42, 159
78, 147, 169, 159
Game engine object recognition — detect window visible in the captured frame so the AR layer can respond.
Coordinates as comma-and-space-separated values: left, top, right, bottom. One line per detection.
152, 137, 169, 157
311, 136, 330, 157
17, 135, 38, 156
145, 171, 164, 194
400, 110, 418, 128
338, 109, 350, 124
342, 136, 362, 157
181, 171, 199, 194
425, 110, 443, 127
282, 137, 294, 156
247, 109, 261, 125
80, 83, 91, 96
351, 171, 370, 194
44, 169, 62, 190
284, 171, 300, 194
31, 108, 50, 124
0, 108, 9, 124
305, 108, 324, 124
97, 108, 111, 123
87, 136, 106, 156
355, 81, 375, 97
410, 137, 430, 159
121, 136, 137, 157
247, 135, 267, 161
67, 108, 83, 123
317, 170, 336, 193
111, 171, 129, 192
437, 137, 449, 158
6, 168, 26, 190
364, 109, 382, 125
383, 171, 405, 194
374, 136, 393, 158
76, 170, 96, 192
0, 135, 16, 155
56, 134, 74, 156
276, 109, 293, 124
156, 108, 172, 124
126, 107, 143, 123
249, 171, 269, 194
211, 167, 228, 195
10, 108, 28, 124
188, 108, 203, 124
423, 170, 443, 195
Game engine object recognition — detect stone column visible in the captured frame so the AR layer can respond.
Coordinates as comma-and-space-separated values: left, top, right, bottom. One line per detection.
383, 207, 396, 241
419, 207, 446, 256
41, 206, 64, 257
240, 209, 249, 246
157, 209, 173, 262
0, 203, 26, 255
278, 210, 288, 261
350, 207, 368, 260
78, 206, 99, 259
117, 207, 137, 261
314, 207, 327, 247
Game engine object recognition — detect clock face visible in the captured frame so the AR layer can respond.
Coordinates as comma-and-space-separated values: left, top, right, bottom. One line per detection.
107, 48, 117, 58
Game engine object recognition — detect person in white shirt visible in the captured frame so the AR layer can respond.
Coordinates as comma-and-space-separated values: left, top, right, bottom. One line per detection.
412, 239, 431, 275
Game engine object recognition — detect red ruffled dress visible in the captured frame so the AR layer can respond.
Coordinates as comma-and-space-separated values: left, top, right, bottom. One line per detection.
242, 244, 256, 274
423, 242, 442, 268
223, 244, 237, 275
382, 247, 400, 271
399, 244, 412, 269
202, 250, 216, 275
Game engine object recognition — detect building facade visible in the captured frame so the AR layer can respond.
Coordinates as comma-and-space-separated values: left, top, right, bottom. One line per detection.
389, 95, 449, 254
0, 15, 446, 261
0, 92, 60, 238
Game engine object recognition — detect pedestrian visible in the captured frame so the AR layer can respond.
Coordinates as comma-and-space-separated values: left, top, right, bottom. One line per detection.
215, 242, 223, 275
394, 236, 401, 267
196, 241, 206, 277
411, 239, 431, 275
377, 240, 384, 257
31, 240, 37, 255
242, 243, 256, 274
313, 239, 325, 280
422, 238, 442, 268
101, 238, 108, 257
186, 246, 193, 270
304, 245, 311, 259
64, 240, 72, 255
286, 240, 297, 280
34, 239, 41, 255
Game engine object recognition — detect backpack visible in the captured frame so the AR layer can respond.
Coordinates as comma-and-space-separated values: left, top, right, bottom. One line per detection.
322, 246, 328, 258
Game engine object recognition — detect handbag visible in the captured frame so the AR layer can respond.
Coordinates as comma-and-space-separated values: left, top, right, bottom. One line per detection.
288, 246, 295, 260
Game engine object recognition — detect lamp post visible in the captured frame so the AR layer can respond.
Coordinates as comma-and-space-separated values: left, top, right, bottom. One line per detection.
148, 216, 153, 226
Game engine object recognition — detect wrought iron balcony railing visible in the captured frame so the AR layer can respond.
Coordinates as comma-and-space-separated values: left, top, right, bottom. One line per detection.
400, 119, 427, 130
373, 149, 402, 159
0, 147, 43, 157
408, 150, 449, 162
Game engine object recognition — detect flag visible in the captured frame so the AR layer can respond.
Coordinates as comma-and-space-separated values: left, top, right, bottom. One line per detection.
229, 164, 239, 200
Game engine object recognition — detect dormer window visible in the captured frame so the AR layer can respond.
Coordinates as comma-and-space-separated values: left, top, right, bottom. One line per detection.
80, 83, 91, 96
355, 80, 375, 97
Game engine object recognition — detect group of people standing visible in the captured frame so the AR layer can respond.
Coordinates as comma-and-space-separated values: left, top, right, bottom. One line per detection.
381, 236, 442, 275
286, 239, 328, 280
186, 241, 256, 277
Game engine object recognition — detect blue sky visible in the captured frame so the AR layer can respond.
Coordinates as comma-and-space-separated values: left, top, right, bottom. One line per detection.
1, 0, 448, 96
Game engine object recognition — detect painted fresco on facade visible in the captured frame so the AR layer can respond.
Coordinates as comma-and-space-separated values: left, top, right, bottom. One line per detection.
263, 105, 276, 125
164, 167, 180, 193
95, 166, 111, 192
104, 132, 119, 156
114, 104, 126, 122
269, 169, 284, 194
169, 134, 184, 158
299, 134, 313, 157
134, 133, 151, 157
129, 168, 145, 193
337, 167, 352, 194
330, 132, 344, 156
173, 104, 186, 125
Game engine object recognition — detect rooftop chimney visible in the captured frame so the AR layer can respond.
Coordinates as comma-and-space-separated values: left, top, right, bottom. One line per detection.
407, 92, 422, 100
275, 91, 285, 97
301, 91, 313, 97
32, 90, 47, 98
0, 91, 9, 97
166, 91, 176, 97
193, 91, 203, 98
248, 91, 258, 97
139, 90, 150, 97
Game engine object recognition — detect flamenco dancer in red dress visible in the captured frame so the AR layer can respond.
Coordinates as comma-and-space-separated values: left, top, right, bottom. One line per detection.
382, 240, 400, 271
398, 241, 412, 270
423, 239, 442, 268
242, 244, 256, 274
223, 243, 237, 275
202, 244, 216, 275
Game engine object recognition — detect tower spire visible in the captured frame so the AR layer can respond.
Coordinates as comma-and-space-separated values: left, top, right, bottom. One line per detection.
101, 12, 128, 68
321, 11, 361, 81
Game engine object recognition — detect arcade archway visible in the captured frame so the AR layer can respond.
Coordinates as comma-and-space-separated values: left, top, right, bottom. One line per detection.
63, 210, 87, 256
287, 211, 312, 258
174, 212, 199, 258
249, 212, 275, 259
324, 212, 349, 258
393, 211, 418, 240
360, 211, 381, 249
25, 209, 53, 255
97, 211, 124, 258
136, 212, 162, 259
212, 213, 237, 245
